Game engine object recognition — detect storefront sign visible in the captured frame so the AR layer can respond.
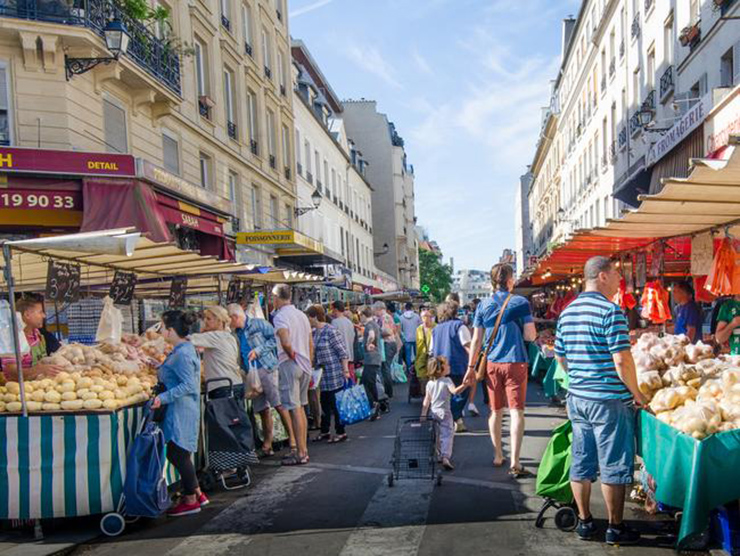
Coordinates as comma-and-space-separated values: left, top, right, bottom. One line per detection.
706, 90, 740, 156
159, 205, 224, 236
0, 189, 81, 210
137, 159, 232, 215
0, 147, 135, 177
237, 230, 295, 245
646, 94, 711, 167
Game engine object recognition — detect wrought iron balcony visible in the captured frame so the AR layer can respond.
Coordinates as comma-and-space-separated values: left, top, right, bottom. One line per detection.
609, 142, 617, 163
264, 66, 272, 80
644, 0, 654, 12
601, 75, 607, 93
660, 66, 674, 99
619, 40, 625, 59
221, 14, 230, 31
631, 14, 640, 39
296, 162, 303, 176
642, 89, 656, 111
630, 111, 642, 135
618, 127, 627, 149
0, 0, 181, 94
250, 139, 258, 155
307, 172, 313, 184
284, 166, 290, 180
227, 121, 237, 140
280, 84, 286, 96
269, 154, 276, 169
276, 9, 282, 21
198, 97, 211, 119
609, 58, 616, 77
245, 42, 253, 57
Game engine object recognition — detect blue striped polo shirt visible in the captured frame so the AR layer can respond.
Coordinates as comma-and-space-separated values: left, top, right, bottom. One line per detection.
554, 291, 632, 401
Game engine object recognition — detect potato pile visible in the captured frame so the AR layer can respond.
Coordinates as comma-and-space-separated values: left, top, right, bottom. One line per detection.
634, 333, 740, 439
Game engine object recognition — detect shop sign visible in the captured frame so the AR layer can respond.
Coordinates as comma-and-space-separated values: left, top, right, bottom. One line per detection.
137, 159, 232, 215
159, 205, 224, 236
646, 94, 711, 167
0, 147, 135, 177
706, 90, 740, 155
237, 230, 295, 245
0, 189, 81, 210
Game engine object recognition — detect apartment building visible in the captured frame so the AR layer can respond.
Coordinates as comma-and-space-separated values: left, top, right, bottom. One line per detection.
288, 39, 376, 288
452, 269, 492, 305
342, 101, 420, 290
525, 0, 740, 270
0, 0, 294, 264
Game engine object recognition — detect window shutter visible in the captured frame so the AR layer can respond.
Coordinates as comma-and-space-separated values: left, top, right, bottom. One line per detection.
103, 99, 127, 153
162, 134, 180, 174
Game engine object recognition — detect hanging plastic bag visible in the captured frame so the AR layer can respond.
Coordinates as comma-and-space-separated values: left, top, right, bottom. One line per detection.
309, 367, 323, 390
244, 361, 263, 400
95, 296, 123, 344
705, 238, 734, 297
0, 301, 30, 356
336, 380, 372, 425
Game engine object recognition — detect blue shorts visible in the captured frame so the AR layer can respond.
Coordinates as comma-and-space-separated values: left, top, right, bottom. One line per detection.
566, 395, 636, 485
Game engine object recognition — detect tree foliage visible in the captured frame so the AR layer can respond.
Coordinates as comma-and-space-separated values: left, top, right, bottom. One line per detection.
418, 248, 453, 304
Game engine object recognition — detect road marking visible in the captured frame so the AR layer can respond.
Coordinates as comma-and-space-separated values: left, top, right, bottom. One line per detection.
339, 481, 433, 556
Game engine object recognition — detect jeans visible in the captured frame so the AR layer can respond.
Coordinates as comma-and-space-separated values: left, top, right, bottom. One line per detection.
450, 375, 466, 421
320, 387, 346, 435
166, 441, 198, 496
361, 364, 381, 405
403, 341, 417, 372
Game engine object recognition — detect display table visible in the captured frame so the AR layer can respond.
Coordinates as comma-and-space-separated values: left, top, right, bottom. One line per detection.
0, 404, 178, 521
542, 359, 569, 397
637, 411, 740, 548
528, 343, 551, 381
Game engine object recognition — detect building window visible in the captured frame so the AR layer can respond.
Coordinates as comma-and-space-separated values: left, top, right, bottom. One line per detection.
247, 89, 258, 153
224, 68, 236, 138
266, 109, 276, 168
647, 47, 655, 90
689, 0, 699, 25
228, 171, 239, 209
284, 203, 292, 229
314, 150, 321, 184
220, 0, 231, 30
194, 40, 208, 97
721, 47, 735, 88
295, 128, 302, 172
162, 131, 180, 174
281, 124, 290, 168
103, 97, 127, 153
632, 66, 640, 104
199, 152, 211, 189
304, 140, 312, 175
251, 184, 262, 229
242, 3, 253, 55
269, 194, 279, 227
0, 63, 10, 146
664, 15, 674, 65
261, 28, 272, 78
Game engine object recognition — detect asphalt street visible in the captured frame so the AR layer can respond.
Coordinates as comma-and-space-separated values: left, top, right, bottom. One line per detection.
57, 382, 683, 556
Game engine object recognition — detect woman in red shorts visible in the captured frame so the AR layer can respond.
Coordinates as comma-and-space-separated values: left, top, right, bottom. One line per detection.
464, 263, 536, 478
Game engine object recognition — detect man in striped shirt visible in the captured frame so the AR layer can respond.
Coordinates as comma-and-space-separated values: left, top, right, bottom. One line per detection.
554, 256, 647, 546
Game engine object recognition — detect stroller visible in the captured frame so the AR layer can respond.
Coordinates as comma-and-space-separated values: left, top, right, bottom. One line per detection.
199, 378, 259, 492
534, 420, 578, 532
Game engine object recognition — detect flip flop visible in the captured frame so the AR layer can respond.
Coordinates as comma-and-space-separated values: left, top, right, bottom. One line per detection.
257, 448, 275, 458
508, 466, 533, 478
328, 434, 348, 444
312, 433, 331, 443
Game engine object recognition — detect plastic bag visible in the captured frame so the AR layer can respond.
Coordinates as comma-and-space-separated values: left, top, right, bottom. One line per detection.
95, 296, 123, 344
705, 239, 734, 297
245, 362, 263, 400
391, 360, 407, 383
254, 408, 289, 443
310, 367, 323, 390
336, 382, 372, 425
0, 301, 30, 356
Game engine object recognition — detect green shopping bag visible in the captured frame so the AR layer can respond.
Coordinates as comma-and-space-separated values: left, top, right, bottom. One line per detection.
255, 408, 289, 444
535, 420, 574, 504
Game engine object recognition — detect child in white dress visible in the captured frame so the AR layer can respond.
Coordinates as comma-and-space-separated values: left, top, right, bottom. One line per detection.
421, 356, 468, 470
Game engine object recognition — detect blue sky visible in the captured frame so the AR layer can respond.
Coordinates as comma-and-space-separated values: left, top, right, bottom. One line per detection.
289, 0, 580, 271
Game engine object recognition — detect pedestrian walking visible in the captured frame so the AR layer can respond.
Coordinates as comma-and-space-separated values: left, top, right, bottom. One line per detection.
554, 256, 647, 546
151, 310, 208, 516
190, 306, 243, 399
464, 263, 536, 475
421, 355, 469, 471
399, 302, 422, 373
228, 303, 292, 458
415, 308, 436, 395
271, 284, 314, 466
359, 306, 383, 420
307, 305, 351, 443
330, 300, 356, 378
431, 301, 472, 432
373, 301, 399, 400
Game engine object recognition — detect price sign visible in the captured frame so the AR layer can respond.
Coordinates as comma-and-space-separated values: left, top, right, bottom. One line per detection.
45, 261, 81, 303
169, 277, 187, 308
226, 278, 242, 304
109, 271, 136, 305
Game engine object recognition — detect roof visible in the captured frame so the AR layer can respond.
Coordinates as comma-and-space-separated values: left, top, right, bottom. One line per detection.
291, 39, 343, 114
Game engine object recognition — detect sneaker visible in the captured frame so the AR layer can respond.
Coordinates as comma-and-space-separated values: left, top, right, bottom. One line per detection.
168, 500, 201, 517
605, 523, 641, 546
467, 402, 480, 417
576, 517, 597, 541
454, 419, 467, 433
198, 492, 210, 507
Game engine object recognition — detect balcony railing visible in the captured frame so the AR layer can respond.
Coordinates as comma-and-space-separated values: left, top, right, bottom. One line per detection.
630, 111, 642, 135
250, 139, 258, 155
609, 142, 617, 163
609, 58, 616, 77
227, 121, 237, 139
264, 66, 272, 80
307, 172, 313, 184
296, 162, 303, 176
631, 14, 640, 39
284, 166, 290, 180
660, 66, 674, 100
280, 84, 286, 96
644, 0, 654, 12
0, 0, 182, 94
619, 40, 625, 59
198, 96, 211, 119
221, 14, 230, 31
642, 89, 656, 111
269, 154, 276, 169
601, 75, 607, 93
245, 42, 253, 57
276, 9, 282, 21
618, 127, 627, 149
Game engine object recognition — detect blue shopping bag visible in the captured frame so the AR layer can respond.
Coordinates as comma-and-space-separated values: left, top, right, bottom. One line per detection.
336, 381, 372, 425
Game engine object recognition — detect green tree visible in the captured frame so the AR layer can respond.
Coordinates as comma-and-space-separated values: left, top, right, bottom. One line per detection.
418, 247, 453, 304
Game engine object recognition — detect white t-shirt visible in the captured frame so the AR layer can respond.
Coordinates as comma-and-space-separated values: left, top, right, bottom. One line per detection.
273, 304, 312, 375
426, 377, 455, 419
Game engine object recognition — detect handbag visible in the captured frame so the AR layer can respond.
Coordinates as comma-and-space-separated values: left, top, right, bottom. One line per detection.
475, 294, 513, 382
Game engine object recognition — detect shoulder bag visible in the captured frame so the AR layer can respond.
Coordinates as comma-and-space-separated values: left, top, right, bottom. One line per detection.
475, 294, 513, 382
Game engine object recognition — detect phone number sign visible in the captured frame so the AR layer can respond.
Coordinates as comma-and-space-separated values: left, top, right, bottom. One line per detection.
0, 190, 81, 210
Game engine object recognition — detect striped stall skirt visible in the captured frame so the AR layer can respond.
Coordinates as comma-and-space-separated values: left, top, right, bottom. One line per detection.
0, 404, 180, 520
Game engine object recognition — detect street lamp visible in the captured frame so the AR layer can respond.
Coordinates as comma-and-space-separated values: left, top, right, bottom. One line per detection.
65, 19, 131, 80
637, 108, 654, 128
374, 243, 389, 257
294, 188, 322, 217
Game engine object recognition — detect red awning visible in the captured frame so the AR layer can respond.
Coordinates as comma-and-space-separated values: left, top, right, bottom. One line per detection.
80, 179, 171, 243
157, 204, 224, 237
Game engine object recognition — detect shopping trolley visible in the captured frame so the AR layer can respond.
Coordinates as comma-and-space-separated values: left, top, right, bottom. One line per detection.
387, 417, 442, 487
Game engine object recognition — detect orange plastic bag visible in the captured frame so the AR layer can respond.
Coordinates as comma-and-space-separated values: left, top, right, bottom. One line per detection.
705, 239, 734, 297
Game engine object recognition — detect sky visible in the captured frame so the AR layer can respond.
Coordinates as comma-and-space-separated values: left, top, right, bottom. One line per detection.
289, 0, 580, 271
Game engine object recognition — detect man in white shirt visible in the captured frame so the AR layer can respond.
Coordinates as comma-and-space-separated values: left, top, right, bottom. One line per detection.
272, 284, 314, 466
399, 302, 422, 373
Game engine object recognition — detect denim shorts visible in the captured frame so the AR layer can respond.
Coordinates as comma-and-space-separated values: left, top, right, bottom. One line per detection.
566, 394, 636, 485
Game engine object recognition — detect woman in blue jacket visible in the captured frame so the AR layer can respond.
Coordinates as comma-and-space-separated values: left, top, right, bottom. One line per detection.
151, 310, 207, 517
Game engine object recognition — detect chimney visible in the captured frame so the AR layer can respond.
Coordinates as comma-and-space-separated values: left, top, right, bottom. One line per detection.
562, 17, 576, 63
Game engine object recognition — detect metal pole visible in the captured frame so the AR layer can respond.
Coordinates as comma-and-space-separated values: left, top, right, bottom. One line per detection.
3, 243, 28, 417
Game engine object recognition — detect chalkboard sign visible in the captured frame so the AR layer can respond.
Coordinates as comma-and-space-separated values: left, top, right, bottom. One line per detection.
109, 271, 136, 305
169, 277, 187, 308
226, 278, 242, 304
46, 261, 81, 303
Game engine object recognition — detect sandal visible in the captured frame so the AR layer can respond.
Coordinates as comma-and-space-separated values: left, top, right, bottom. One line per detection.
328, 434, 348, 444
312, 433, 331, 443
493, 458, 505, 467
508, 466, 533, 478
257, 447, 275, 458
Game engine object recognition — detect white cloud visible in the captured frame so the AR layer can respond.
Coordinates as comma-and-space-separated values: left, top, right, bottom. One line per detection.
346, 44, 403, 89
411, 47, 434, 76
289, 0, 334, 19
